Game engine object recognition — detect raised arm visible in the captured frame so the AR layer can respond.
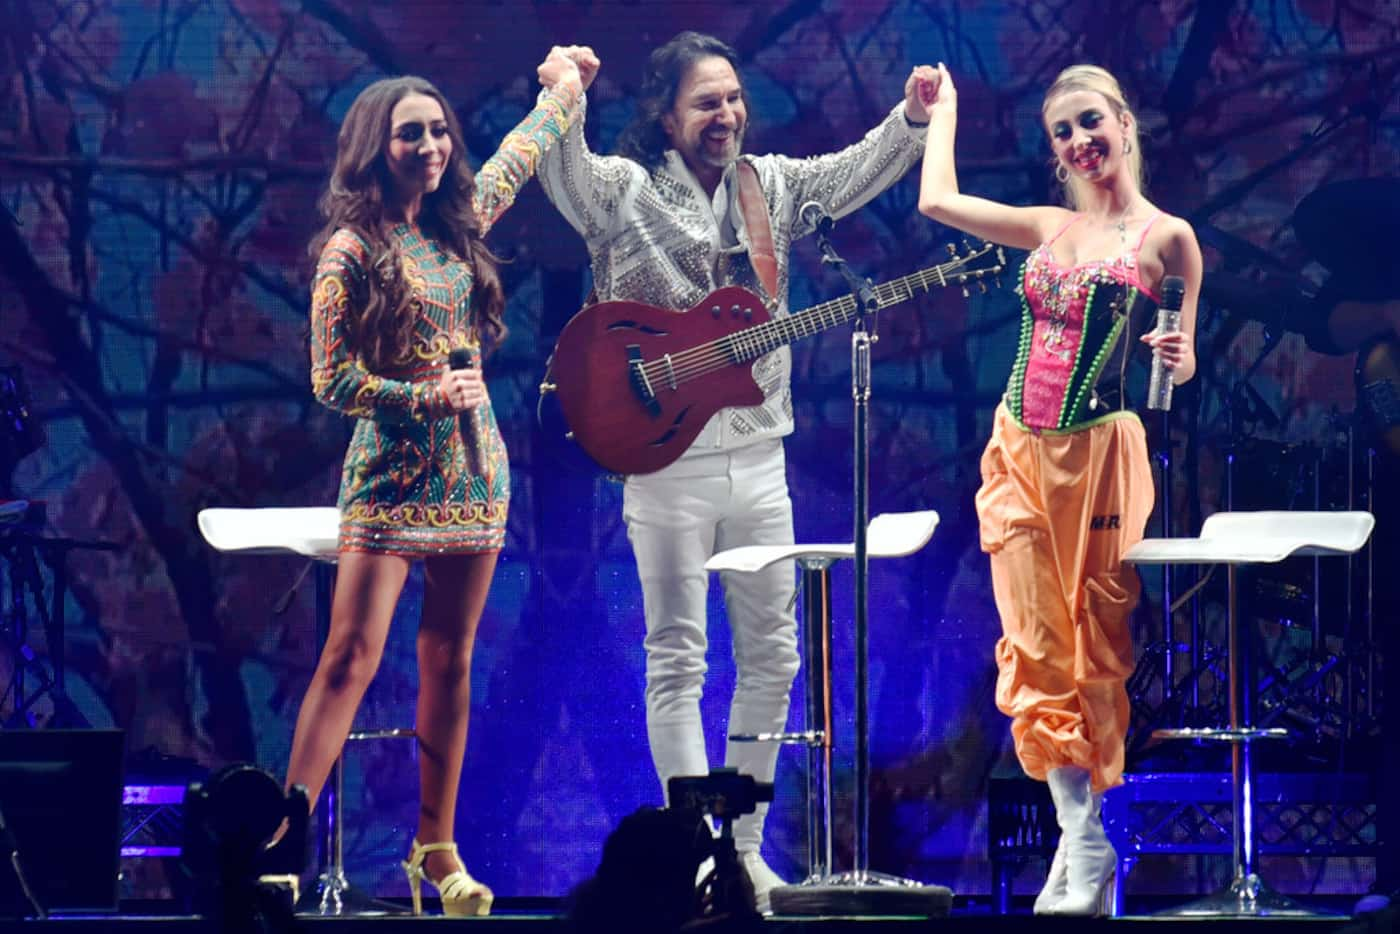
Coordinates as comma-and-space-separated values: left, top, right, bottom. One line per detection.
471, 48, 584, 236
773, 69, 933, 233
535, 46, 641, 241
916, 64, 1066, 251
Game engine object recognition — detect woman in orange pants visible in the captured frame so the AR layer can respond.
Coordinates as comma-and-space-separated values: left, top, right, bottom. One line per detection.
917, 63, 1202, 914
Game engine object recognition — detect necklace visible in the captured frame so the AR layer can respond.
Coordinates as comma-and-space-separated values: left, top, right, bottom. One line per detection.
1104, 201, 1144, 251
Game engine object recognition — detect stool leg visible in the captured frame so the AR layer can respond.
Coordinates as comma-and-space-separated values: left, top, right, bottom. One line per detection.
799, 561, 835, 882
1156, 565, 1330, 917
1227, 565, 1250, 885
316, 753, 350, 915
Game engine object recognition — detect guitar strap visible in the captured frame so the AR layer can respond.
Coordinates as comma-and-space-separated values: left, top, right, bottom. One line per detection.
735, 160, 778, 300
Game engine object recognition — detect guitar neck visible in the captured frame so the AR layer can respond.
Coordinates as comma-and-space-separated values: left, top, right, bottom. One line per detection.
727, 262, 960, 362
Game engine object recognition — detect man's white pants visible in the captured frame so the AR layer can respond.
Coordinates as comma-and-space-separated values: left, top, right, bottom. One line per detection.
622, 439, 800, 853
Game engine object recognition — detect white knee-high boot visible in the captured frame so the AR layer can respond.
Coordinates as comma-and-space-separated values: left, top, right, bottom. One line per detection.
1045, 766, 1116, 916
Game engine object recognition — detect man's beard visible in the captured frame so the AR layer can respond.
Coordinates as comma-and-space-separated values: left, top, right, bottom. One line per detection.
695, 127, 744, 169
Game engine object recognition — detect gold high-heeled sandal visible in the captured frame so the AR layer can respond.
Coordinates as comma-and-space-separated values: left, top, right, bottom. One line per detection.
402, 839, 493, 917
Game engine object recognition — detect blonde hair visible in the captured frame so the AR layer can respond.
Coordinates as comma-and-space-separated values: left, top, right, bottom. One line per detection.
1042, 65, 1144, 210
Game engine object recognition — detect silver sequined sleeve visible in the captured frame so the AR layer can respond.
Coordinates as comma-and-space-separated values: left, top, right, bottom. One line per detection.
536, 93, 641, 244
766, 103, 925, 240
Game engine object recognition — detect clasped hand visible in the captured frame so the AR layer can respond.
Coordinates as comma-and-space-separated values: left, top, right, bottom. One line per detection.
539, 45, 600, 93
912, 63, 955, 118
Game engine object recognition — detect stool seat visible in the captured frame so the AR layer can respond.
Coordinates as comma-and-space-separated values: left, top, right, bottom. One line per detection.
197, 507, 340, 559
705, 510, 939, 573
1124, 510, 1374, 566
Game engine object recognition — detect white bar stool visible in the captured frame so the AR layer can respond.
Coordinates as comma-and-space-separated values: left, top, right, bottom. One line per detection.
705, 510, 951, 914
197, 507, 416, 915
1123, 510, 1375, 917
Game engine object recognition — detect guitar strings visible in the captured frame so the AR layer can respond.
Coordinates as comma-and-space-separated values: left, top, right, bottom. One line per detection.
639, 260, 975, 387
647, 268, 939, 384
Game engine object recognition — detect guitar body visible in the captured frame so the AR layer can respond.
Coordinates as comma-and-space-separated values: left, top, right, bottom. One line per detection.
548, 286, 772, 475
540, 243, 1005, 475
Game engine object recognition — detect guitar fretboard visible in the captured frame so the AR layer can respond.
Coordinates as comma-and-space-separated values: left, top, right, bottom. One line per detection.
639, 247, 1000, 390
722, 260, 967, 363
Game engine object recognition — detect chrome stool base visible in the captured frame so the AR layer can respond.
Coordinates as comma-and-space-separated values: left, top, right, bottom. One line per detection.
1153, 873, 1336, 919
770, 872, 953, 917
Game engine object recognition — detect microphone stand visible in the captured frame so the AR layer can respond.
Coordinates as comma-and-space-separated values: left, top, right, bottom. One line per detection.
800, 220, 951, 913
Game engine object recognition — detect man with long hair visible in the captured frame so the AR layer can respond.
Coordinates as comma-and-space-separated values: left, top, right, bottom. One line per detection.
537, 33, 934, 912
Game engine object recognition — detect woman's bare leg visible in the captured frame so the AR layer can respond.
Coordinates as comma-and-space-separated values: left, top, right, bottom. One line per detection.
414, 550, 497, 881
285, 551, 411, 807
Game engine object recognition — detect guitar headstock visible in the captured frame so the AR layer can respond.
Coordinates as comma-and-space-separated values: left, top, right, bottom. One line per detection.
940, 240, 1007, 296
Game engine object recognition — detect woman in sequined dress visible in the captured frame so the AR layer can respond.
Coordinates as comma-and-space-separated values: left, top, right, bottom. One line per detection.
917, 64, 1202, 915
289, 55, 583, 916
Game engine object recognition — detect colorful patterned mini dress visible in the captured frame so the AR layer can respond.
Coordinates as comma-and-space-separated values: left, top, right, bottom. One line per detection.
1007, 212, 1164, 431
310, 84, 578, 556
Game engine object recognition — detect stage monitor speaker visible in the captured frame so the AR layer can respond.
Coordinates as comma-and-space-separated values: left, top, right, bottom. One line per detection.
0, 728, 125, 917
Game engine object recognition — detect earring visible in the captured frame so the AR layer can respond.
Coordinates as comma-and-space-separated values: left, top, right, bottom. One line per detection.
1055, 163, 1069, 183
1123, 138, 1133, 155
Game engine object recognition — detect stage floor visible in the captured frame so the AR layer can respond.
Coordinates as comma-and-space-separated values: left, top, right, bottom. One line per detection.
24, 897, 1371, 932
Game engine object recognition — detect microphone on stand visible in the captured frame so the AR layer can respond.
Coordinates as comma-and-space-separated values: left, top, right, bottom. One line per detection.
799, 200, 834, 236
1147, 275, 1186, 411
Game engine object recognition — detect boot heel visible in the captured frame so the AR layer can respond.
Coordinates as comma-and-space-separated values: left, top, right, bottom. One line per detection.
1099, 870, 1117, 917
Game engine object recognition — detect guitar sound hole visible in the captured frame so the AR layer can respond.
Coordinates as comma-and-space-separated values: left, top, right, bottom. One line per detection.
647, 406, 692, 447
606, 319, 669, 336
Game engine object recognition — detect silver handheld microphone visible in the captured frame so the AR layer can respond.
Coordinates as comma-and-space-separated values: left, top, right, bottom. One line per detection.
1147, 275, 1186, 412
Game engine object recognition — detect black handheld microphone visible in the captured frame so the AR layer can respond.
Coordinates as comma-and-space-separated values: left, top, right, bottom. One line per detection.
1146, 275, 1186, 412
447, 348, 485, 473
799, 200, 834, 235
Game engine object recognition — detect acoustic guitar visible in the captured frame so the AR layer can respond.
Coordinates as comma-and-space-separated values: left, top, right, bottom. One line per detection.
540, 243, 1005, 475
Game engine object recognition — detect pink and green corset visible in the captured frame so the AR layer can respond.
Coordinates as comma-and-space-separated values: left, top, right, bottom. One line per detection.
1004, 213, 1164, 432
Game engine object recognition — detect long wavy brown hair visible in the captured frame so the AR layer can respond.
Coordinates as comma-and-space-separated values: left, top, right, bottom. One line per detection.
309, 75, 504, 371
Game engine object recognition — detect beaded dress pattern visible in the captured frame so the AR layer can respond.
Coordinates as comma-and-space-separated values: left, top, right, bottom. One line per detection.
1006, 212, 1163, 431
310, 84, 578, 555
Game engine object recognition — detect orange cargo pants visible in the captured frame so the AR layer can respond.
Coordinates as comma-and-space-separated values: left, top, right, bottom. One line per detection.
975, 404, 1154, 793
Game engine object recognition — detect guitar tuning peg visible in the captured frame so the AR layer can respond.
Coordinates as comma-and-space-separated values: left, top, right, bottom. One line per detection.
945, 243, 957, 257
978, 281, 988, 294
962, 239, 972, 253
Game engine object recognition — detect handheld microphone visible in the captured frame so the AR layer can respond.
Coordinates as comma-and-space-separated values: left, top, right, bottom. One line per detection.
1146, 275, 1186, 412
798, 200, 834, 235
447, 347, 485, 474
